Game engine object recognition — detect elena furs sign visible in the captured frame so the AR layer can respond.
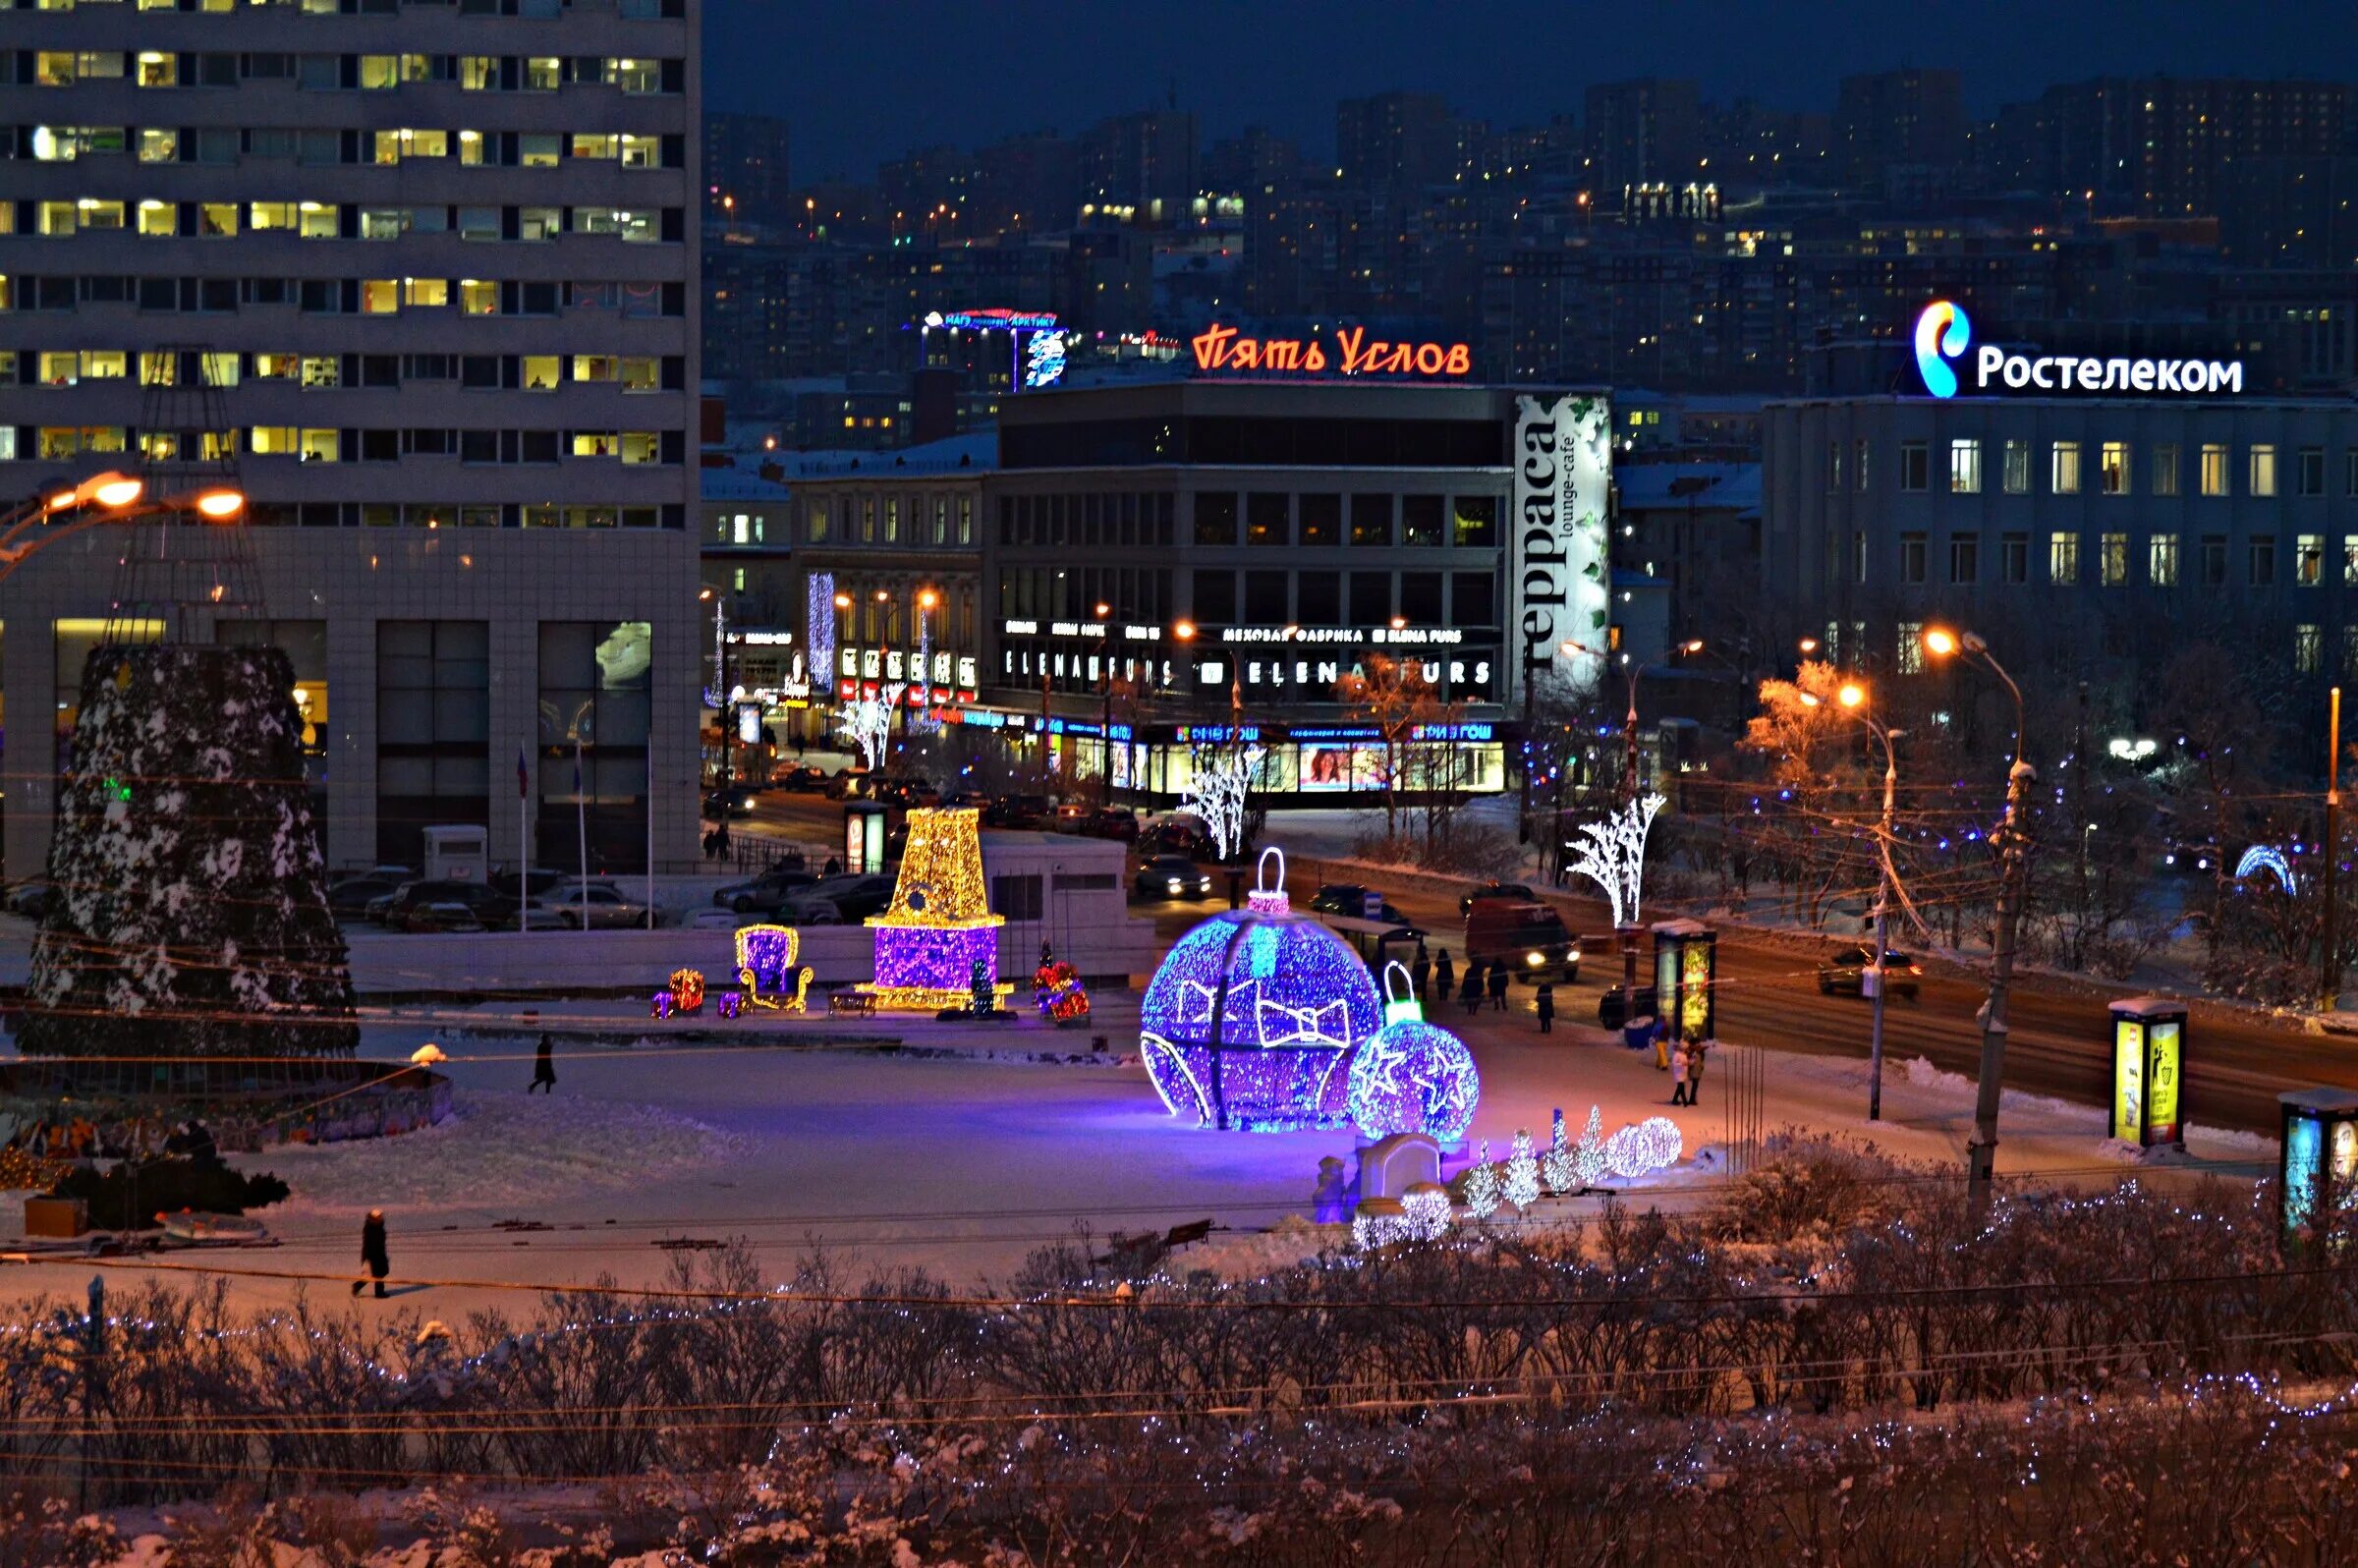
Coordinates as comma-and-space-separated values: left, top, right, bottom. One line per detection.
1511, 394, 1610, 696
1912, 299, 2246, 399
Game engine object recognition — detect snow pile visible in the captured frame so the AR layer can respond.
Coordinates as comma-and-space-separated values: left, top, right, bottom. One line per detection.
255, 1091, 739, 1214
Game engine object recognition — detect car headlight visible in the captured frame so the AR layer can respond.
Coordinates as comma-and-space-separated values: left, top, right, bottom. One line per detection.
1526, 951, 1544, 966
1567, 949, 1582, 963
1166, 879, 1183, 892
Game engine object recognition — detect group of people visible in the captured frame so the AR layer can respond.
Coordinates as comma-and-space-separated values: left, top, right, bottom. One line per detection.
1659, 1025, 1710, 1106
3, 1112, 223, 1165
1398, 943, 1561, 1032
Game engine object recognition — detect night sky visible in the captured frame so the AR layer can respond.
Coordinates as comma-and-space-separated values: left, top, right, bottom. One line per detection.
706, 0, 2358, 181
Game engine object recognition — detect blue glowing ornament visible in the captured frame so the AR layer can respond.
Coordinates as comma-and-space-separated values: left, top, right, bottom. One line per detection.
1346, 962, 1480, 1144
1139, 848, 1383, 1132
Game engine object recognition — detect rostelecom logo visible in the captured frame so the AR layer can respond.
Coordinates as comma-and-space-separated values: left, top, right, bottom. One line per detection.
1913, 300, 1971, 398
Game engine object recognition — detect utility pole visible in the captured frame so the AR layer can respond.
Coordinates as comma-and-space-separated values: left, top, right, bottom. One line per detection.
1966, 756, 2034, 1217
1620, 660, 1642, 996
1867, 724, 1903, 1122
2326, 686, 2343, 1011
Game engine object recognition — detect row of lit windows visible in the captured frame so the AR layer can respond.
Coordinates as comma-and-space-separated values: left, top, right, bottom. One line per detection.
14, 200, 673, 243
22, 50, 678, 94
1879, 528, 2358, 589
10, 348, 665, 390
20, 125, 668, 167
1, 424, 680, 464
804, 492, 980, 547
0, 273, 687, 318
1889, 616, 2358, 681
1833, 437, 2358, 499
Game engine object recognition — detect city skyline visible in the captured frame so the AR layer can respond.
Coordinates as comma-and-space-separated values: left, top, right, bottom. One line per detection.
711, 0, 2358, 179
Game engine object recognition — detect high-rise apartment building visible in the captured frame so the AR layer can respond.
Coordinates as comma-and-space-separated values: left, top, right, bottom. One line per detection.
703, 108, 789, 228
1999, 78, 2353, 218
1585, 79, 1703, 196
0, 0, 702, 878
1835, 69, 1964, 193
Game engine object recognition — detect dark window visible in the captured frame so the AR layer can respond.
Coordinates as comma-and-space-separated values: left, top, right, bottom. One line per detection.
990, 874, 1044, 921
535, 620, 651, 875
1350, 493, 1392, 546
460, 429, 498, 463
2200, 534, 2227, 586
1899, 441, 1929, 491
2000, 532, 2028, 585
460, 356, 500, 388
1243, 570, 1288, 623
377, 619, 490, 867
1247, 492, 1289, 546
1348, 571, 1391, 624
1399, 571, 1443, 624
1194, 491, 1237, 546
520, 430, 558, 464
2251, 535, 2276, 585
1900, 532, 1927, 585
1450, 573, 1495, 626
1297, 572, 1342, 625
1401, 495, 1443, 546
1191, 569, 1235, 625
1949, 536, 1978, 585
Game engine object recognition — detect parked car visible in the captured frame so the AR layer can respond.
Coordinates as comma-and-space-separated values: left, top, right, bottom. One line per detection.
1139, 819, 1214, 860
1817, 945, 1923, 999
1463, 899, 1581, 984
1311, 884, 1409, 924
824, 766, 873, 800
688, 906, 764, 931
711, 866, 819, 915
537, 882, 657, 930
399, 900, 485, 934
487, 866, 572, 901
1080, 808, 1142, 842
6, 879, 58, 920
326, 876, 399, 918
1460, 880, 1538, 917
506, 900, 577, 932
1134, 855, 1215, 900
378, 879, 506, 928
1598, 984, 1659, 1032
983, 793, 1053, 829
810, 872, 896, 922
870, 775, 938, 808
771, 762, 829, 792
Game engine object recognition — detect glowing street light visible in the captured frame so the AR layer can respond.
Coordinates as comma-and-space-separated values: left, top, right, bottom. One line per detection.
1838, 682, 1866, 708
1923, 626, 1960, 658
193, 488, 246, 520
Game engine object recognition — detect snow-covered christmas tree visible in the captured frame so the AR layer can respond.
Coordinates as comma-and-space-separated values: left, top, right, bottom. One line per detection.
21, 644, 358, 1064
1503, 1130, 1541, 1212
1572, 1105, 1608, 1191
1460, 1139, 1500, 1219
1542, 1108, 1575, 1196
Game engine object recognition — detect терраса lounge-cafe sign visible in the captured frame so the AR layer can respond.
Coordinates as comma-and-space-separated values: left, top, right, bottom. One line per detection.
1912, 300, 2247, 399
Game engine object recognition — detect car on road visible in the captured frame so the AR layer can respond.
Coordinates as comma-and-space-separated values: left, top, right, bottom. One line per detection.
702, 786, 758, 819
326, 876, 399, 918
1817, 945, 1923, 999
711, 865, 820, 914
770, 762, 829, 793
1138, 819, 1213, 860
824, 767, 873, 800
537, 882, 657, 930
1134, 855, 1215, 900
1460, 880, 1538, 917
1311, 884, 1410, 924
1463, 898, 1581, 984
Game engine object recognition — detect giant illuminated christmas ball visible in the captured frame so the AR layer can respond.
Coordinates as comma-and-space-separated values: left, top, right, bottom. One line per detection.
1346, 964, 1480, 1144
1139, 848, 1383, 1132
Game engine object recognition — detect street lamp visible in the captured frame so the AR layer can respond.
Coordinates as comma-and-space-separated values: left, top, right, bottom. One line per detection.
3, 476, 246, 581
1806, 679, 1905, 1120
1924, 624, 2035, 1215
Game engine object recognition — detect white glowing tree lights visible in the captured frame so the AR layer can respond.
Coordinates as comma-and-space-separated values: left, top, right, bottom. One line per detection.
836, 684, 905, 771
1461, 1140, 1500, 1219
1503, 1130, 1542, 1212
1181, 743, 1263, 863
1568, 792, 1668, 929
1603, 1117, 1685, 1180
1572, 1105, 1607, 1190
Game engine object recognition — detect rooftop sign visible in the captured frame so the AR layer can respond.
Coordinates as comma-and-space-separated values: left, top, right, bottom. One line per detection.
1912, 300, 2245, 399
1191, 323, 1471, 378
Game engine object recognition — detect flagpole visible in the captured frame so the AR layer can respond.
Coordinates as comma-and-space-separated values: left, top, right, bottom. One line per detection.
518, 746, 530, 935
575, 731, 590, 934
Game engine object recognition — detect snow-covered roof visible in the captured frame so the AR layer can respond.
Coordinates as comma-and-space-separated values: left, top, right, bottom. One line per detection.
1614, 463, 1762, 513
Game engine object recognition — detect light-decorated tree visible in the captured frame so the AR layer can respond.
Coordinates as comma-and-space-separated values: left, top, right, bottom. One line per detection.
1542, 1107, 1575, 1196
836, 684, 906, 771
22, 644, 358, 1064
1181, 743, 1263, 863
1568, 792, 1667, 929
1460, 1139, 1500, 1220
1572, 1105, 1608, 1191
1503, 1129, 1542, 1212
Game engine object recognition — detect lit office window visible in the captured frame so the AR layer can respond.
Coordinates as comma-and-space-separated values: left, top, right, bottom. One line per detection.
2251, 445, 2278, 498
2050, 441, 2082, 495
2100, 441, 2129, 495
1948, 438, 1981, 494
2148, 534, 2179, 588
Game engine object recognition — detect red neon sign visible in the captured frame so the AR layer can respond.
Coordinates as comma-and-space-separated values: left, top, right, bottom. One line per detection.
1190, 322, 1471, 378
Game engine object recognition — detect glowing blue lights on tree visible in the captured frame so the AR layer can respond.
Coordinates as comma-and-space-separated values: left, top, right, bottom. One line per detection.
1345, 962, 1480, 1145
806, 573, 837, 697
1138, 849, 1383, 1132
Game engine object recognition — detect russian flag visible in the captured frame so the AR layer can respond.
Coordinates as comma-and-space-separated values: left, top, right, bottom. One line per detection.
517, 747, 529, 799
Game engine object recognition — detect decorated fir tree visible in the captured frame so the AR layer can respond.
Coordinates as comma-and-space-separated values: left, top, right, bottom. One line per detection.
1572, 1105, 1608, 1191
1542, 1107, 1575, 1196
1460, 1139, 1500, 1220
1503, 1130, 1542, 1212
21, 644, 358, 1064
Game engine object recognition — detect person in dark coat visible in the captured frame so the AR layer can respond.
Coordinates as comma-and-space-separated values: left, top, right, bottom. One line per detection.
1434, 950, 1455, 1003
1410, 948, 1432, 1003
1535, 982, 1555, 1035
530, 1033, 557, 1093
1460, 960, 1485, 1017
353, 1209, 389, 1299
1488, 964, 1510, 1011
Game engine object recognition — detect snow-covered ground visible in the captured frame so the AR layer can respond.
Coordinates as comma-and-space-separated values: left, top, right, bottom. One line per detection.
0, 983, 2271, 1315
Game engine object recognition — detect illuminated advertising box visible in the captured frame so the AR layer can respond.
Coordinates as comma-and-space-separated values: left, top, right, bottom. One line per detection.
2108, 998, 2185, 1148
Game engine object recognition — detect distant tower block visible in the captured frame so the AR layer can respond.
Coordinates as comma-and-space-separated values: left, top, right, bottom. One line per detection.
858, 807, 1012, 1011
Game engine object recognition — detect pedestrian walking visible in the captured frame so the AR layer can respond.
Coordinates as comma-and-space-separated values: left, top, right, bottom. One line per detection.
1686, 1040, 1708, 1106
1535, 982, 1555, 1035
352, 1209, 390, 1299
1488, 964, 1509, 1011
1410, 948, 1432, 1004
1460, 959, 1485, 1018
1669, 1043, 1691, 1106
1434, 950, 1455, 1003
823, 856, 842, 878
1652, 1016, 1672, 1071
530, 1033, 557, 1094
